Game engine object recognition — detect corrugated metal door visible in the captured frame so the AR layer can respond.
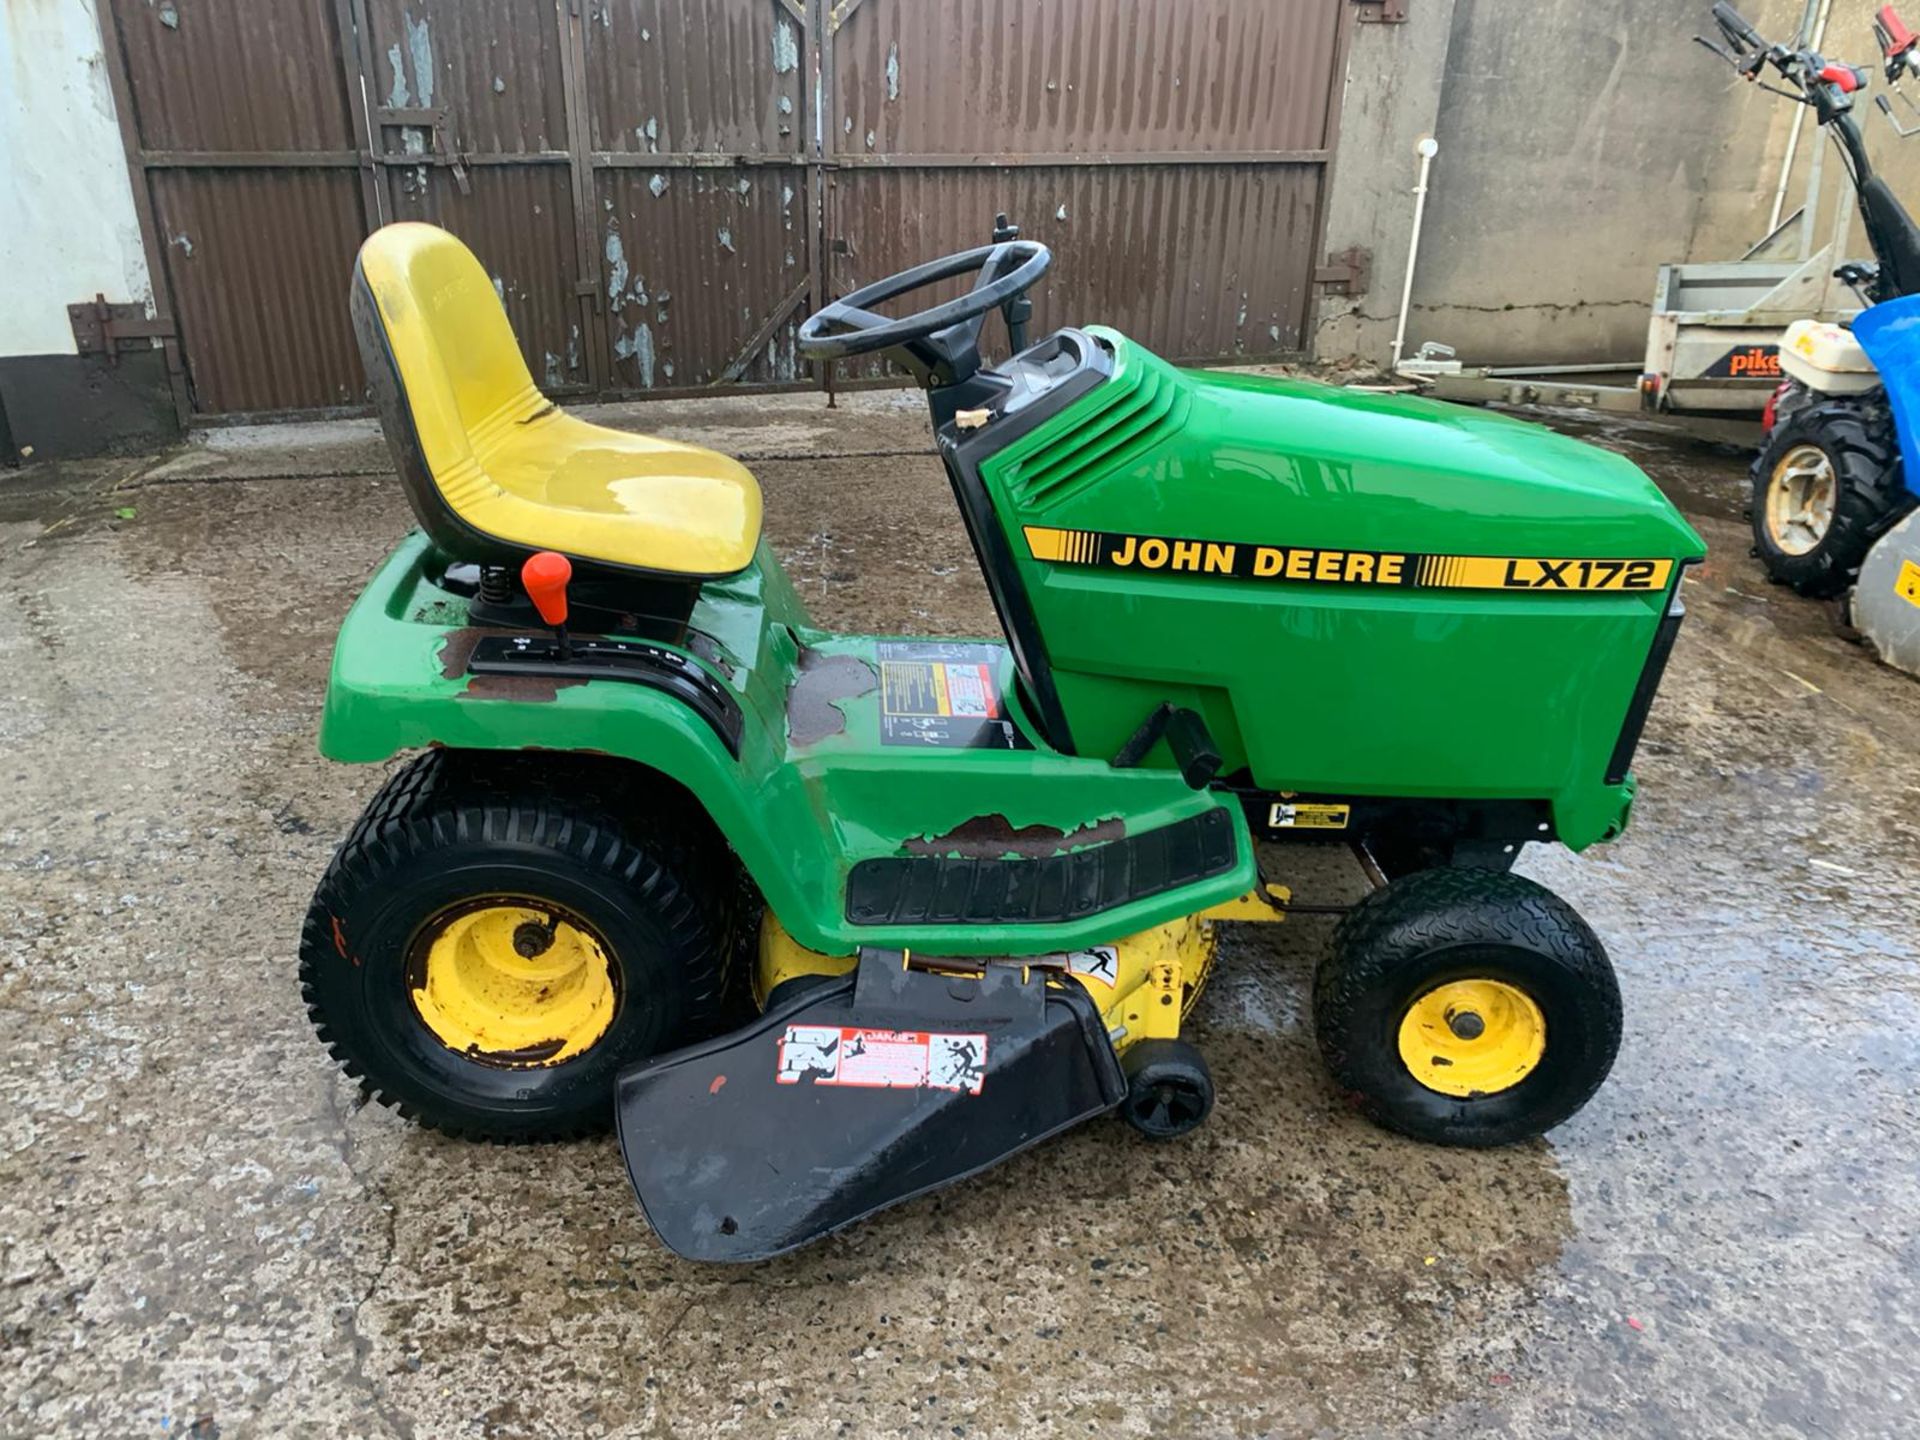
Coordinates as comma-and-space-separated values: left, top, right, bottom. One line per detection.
102, 0, 372, 414
359, 0, 596, 394
99, 0, 1348, 416
581, 0, 813, 389
825, 0, 1346, 363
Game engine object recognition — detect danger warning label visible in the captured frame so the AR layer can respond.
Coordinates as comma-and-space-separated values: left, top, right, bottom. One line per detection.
875, 641, 1031, 750
775, 1025, 989, 1094
1066, 946, 1120, 989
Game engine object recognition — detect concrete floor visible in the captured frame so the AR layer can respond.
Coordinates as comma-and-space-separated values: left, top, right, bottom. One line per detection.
2, 389, 1917, 1439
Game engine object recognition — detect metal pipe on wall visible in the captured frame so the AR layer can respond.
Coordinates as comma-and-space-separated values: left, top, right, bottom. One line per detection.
1389, 136, 1440, 373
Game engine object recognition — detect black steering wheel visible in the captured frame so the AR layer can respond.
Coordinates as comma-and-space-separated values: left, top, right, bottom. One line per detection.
797, 240, 1051, 385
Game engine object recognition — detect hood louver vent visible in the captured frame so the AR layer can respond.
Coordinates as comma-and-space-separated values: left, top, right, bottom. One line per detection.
1009, 362, 1189, 510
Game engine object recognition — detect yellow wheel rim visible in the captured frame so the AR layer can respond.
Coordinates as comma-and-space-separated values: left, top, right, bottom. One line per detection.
408, 902, 617, 1068
1397, 979, 1545, 1098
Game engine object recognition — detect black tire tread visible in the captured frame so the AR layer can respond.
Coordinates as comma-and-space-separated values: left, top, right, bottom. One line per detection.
1749, 399, 1914, 598
300, 751, 734, 1142
1314, 868, 1621, 1147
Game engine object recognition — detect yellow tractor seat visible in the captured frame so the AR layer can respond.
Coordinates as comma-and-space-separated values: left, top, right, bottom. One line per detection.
350, 222, 762, 580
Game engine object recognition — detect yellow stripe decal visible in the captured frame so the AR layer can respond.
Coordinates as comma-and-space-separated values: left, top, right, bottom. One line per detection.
1021, 526, 1675, 593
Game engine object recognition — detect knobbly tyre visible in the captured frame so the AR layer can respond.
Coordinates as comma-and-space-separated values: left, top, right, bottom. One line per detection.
301, 214, 1704, 1262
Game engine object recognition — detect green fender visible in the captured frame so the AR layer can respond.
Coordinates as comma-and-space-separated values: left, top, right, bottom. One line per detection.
319, 535, 1256, 957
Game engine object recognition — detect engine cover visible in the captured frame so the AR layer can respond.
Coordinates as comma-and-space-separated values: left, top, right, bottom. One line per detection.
1780, 319, 1882, 394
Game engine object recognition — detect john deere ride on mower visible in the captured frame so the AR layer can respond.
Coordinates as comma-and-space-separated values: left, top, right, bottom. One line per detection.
303, 219, 1704, 1262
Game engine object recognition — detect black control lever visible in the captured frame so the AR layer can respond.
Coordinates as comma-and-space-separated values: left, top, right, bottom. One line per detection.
992, 212, 1033, 354
1693, 32, 1747, 68
1880, 91, 1920, 135
1111, 703, 1224, 791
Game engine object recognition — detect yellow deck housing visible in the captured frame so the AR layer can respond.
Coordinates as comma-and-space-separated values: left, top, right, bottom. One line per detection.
753, 887, 1287, 1055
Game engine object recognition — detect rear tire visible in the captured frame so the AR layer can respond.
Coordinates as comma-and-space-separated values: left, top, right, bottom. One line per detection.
1313, 868, 1620, 1147
1750, 398, 1911, 598
300, 751, 736, 1141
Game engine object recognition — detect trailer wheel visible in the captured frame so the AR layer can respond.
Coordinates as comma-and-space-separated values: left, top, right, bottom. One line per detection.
300, 752, 735, 1141
1750, 399, 1912, 598
1313, 868, 1620, 1147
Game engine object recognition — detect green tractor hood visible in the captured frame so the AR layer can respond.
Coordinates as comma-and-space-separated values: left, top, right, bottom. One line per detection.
969, 331, 1707, 848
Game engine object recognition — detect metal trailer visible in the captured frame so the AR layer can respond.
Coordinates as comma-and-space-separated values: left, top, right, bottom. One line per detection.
1397, 247, 1863, 446
1396, 47, 1869, 447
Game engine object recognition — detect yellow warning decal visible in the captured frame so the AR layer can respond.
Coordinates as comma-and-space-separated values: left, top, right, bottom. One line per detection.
1268, 802, 1351, 831
1897, 558, 1920, 610
1022, 526, 1674, 593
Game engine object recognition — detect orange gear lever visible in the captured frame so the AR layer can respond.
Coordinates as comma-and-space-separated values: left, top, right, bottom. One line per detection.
521, 551, 574, 660
521, 550, 572, 626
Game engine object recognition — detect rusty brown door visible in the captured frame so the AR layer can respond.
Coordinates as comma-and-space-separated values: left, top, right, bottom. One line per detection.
357, 0, 598, 395
99, 0, 1348, 416
580, 0, 815, 391
101, 0, 374, 415
823, 0, 1349, 365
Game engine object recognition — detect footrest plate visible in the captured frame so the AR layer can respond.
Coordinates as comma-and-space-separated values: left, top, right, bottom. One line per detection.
616, 950, 1126, 1261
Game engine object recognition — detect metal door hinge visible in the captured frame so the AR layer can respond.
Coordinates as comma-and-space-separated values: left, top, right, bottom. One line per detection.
1314, 247, 1372, 297
1353, 0, 1409, 22
69, 295, 174, 364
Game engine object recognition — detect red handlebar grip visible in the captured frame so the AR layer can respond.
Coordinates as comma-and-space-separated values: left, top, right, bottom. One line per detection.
1882, 4, 1918, 54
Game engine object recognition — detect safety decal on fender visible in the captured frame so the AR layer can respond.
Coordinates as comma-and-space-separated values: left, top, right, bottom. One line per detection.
874, 641, 1032, 751
775, 1025, 988, 1094
1022, 526, 1675, 593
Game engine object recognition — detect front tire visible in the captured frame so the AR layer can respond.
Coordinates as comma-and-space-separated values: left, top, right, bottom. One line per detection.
300, 752, 736, 1140
1312, 868, 1620, 1147
1750, 398, 1911, 598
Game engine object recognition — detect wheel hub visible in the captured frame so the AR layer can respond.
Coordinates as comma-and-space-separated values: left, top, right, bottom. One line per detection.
1397, 979, 1545, 1098
1446, 1008, 1486, 1040
1766, 444, 1838, 556
1130, 1076, 1208, 1133
409, 902, 616, 1068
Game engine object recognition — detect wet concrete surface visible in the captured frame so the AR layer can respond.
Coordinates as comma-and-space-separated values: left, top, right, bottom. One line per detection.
2, 392, 1917, 1438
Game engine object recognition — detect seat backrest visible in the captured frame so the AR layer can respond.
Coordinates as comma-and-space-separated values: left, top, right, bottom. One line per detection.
350, 222, 541, 551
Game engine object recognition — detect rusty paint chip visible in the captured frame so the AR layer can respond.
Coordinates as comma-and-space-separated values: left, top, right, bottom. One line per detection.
787, 649, 877, 745
904, 814, 1125, 860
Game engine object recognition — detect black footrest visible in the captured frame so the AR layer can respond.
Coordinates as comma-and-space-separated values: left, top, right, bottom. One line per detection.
845, 806, 1238, 926
617, 950, 1127, 1261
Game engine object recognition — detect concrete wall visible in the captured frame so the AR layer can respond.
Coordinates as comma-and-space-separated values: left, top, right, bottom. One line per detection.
0, 0, 175, 459
1314, 0, 1461, 370
1315, 0, 1920, 368
1, 0, 152, 356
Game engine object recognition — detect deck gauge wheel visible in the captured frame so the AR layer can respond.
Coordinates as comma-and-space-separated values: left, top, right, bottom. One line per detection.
1119, 1039, 1216, 1140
